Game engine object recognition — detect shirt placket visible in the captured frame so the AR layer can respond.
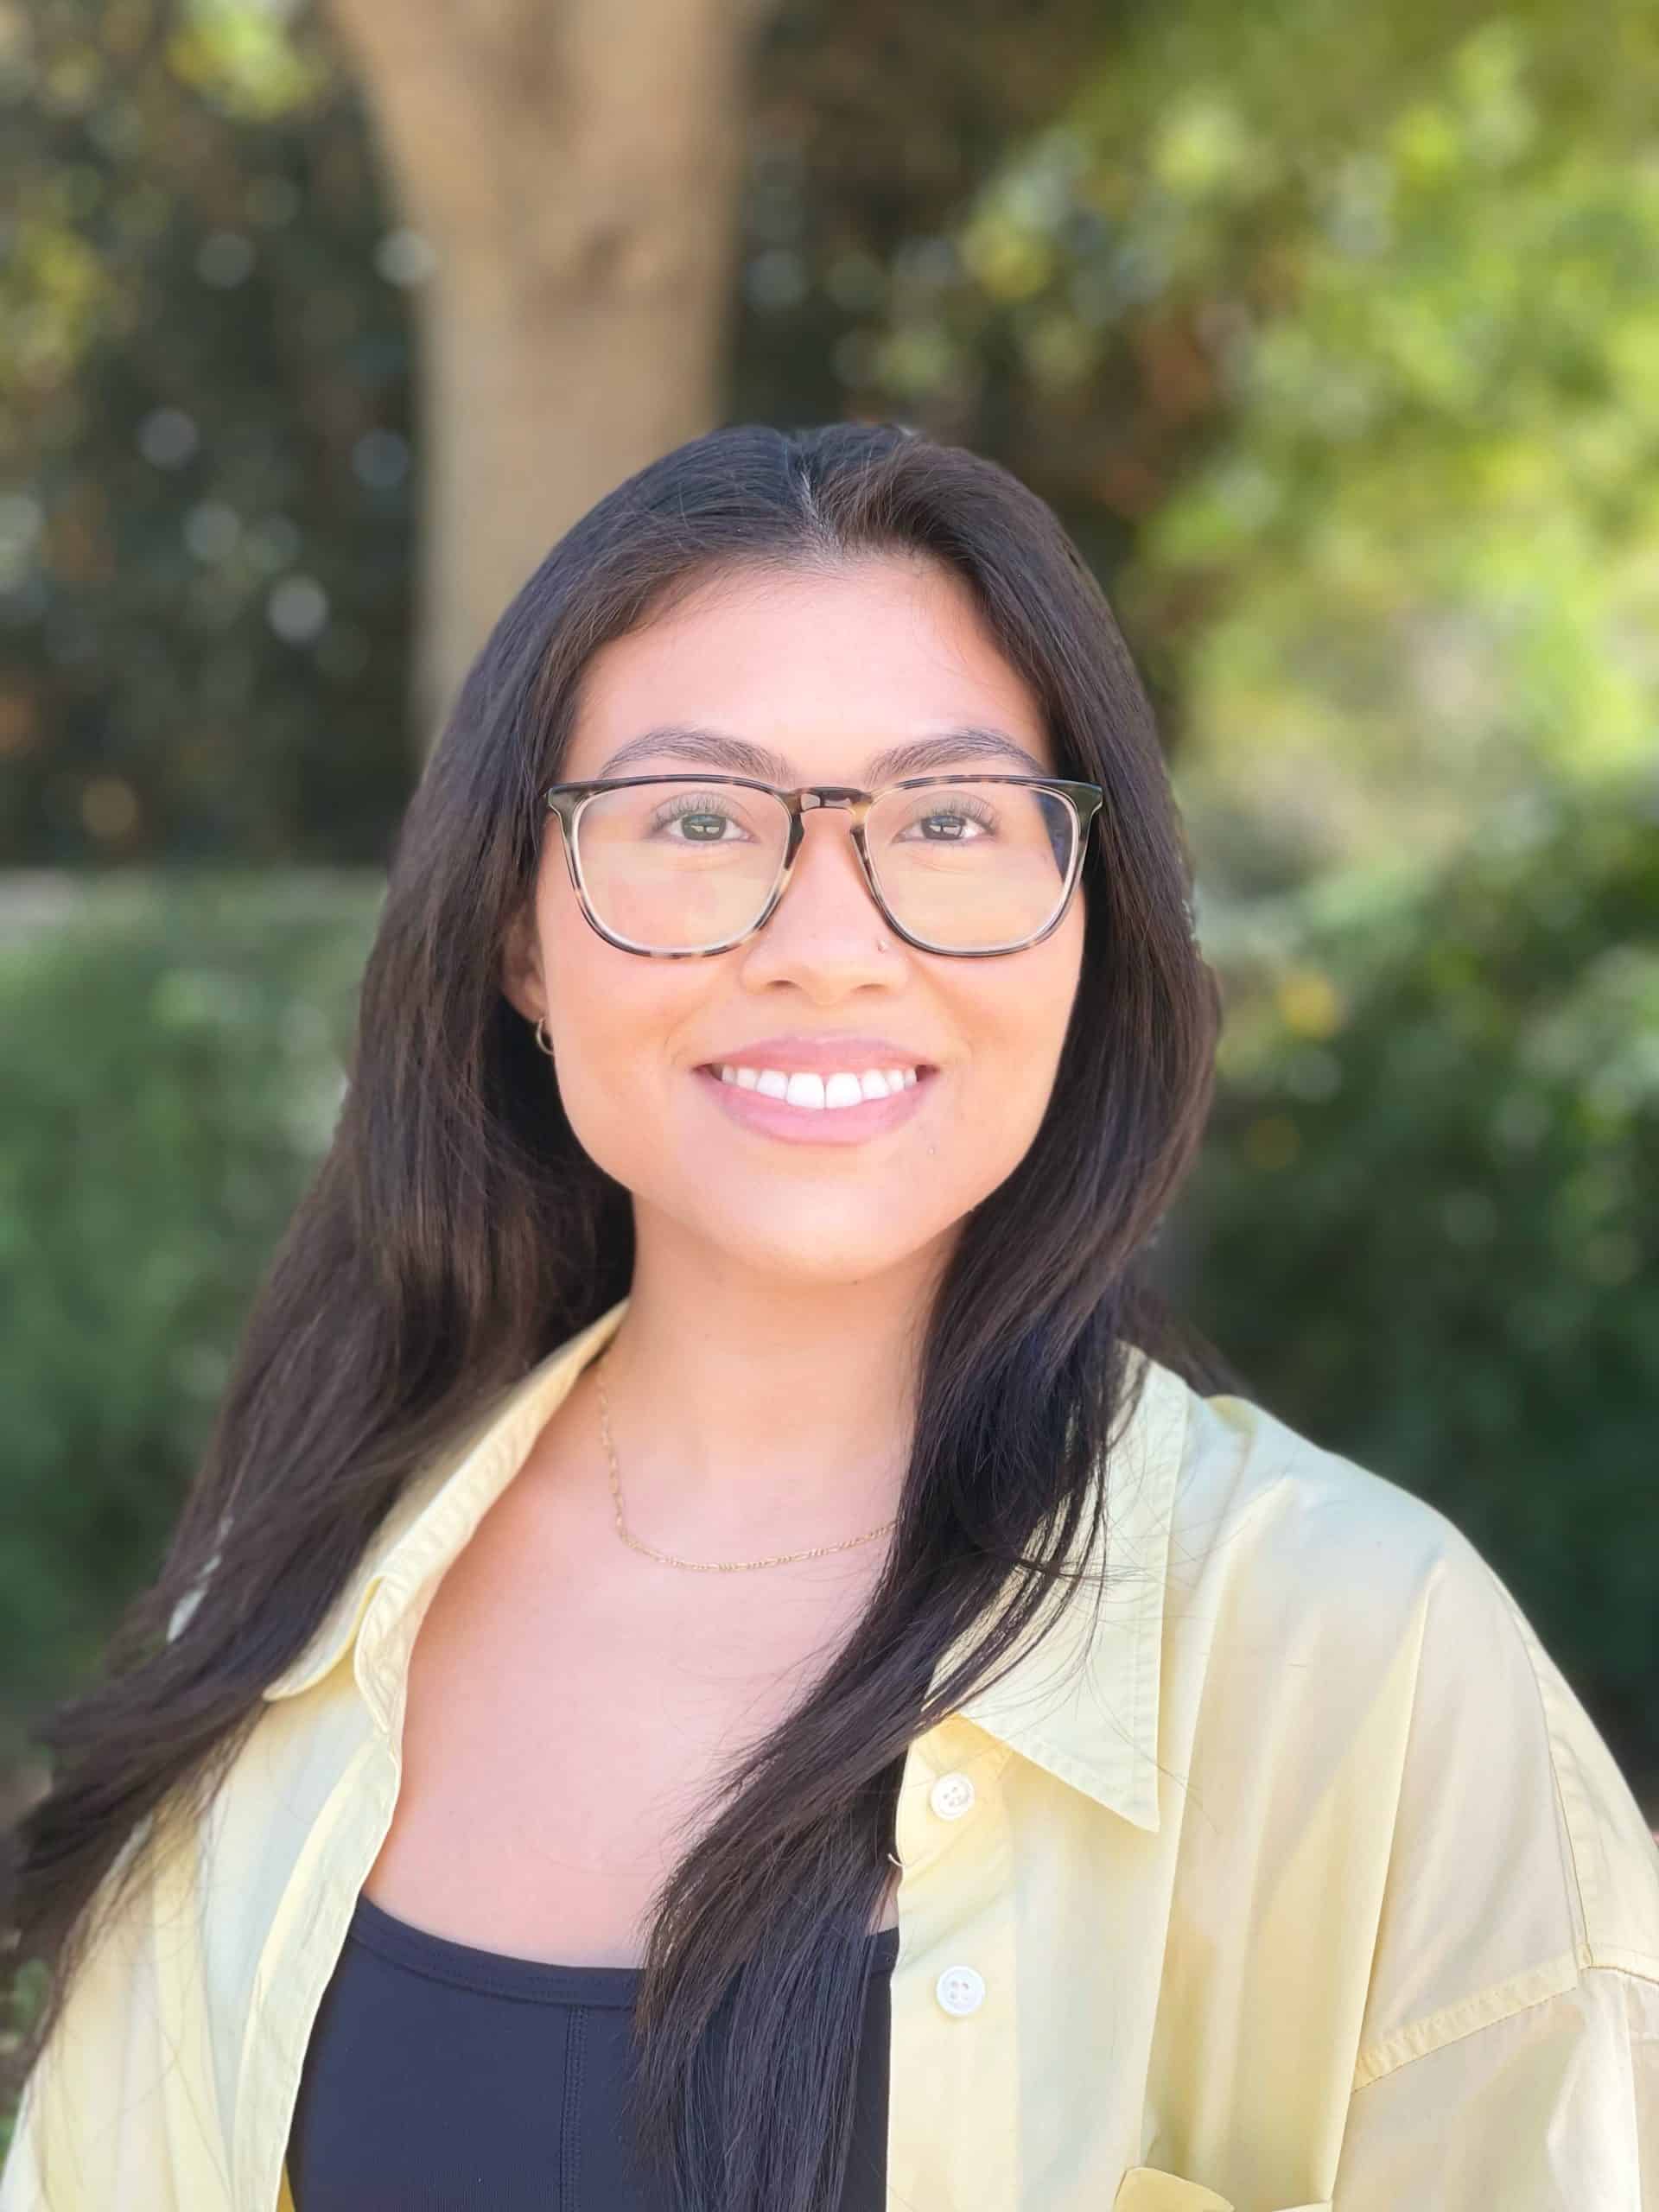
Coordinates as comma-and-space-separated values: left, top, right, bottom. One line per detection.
234, 1732, 400, 2208
887, 1717, 1020, 2211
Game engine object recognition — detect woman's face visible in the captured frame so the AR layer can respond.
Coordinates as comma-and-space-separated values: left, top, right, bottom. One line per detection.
501, 556, 1086, 1288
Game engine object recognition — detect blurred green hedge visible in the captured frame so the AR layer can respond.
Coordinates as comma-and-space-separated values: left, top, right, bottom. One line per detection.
1175, 773, 1658, 1800
1, 798, 1654, 1815
0, 872, 385, 1774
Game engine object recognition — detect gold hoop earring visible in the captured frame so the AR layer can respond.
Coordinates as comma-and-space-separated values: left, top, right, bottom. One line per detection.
533, 1016, 556, 1058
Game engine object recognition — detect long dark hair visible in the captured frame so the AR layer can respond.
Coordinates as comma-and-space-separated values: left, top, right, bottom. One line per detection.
3, 422, 1243, 2210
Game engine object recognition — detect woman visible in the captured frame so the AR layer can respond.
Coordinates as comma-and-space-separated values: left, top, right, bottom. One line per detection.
2, 423, 1655, 2212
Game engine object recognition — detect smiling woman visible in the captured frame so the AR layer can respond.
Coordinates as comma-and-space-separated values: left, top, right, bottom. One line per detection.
500, 554, 1100, 1302
3, 423, 1656, 2212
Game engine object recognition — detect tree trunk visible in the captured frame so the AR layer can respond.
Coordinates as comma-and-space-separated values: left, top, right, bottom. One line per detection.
324, 0, 782, 762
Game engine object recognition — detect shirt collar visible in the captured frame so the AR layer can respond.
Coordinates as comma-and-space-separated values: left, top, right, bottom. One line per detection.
262, 1294, 1186, 1834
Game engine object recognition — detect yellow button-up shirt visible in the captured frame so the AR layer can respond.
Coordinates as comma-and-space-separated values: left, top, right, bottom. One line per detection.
4, 1293, 1657, 2209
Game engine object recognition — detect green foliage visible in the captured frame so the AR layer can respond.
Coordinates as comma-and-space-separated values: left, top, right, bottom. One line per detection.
9, 0, 1656, 900
1131, 10, 1659, 887
0, 874, 381, 1764
1, 0, 414, 864
852, 0, 1659, 885
1, 0, 1116, 868
1175, 772, 1659, 1790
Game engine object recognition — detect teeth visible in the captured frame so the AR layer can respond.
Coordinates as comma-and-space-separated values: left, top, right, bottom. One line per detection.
715, 1065, 921, 1109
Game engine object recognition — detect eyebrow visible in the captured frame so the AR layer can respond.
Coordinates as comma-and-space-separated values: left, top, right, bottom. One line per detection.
590, 722, 1052, 785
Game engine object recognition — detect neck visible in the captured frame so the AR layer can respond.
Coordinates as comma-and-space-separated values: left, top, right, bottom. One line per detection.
583, 1249, 942, 1569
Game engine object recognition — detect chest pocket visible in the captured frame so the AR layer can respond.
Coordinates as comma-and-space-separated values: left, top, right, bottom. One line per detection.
1113, 2169, 1332, 2212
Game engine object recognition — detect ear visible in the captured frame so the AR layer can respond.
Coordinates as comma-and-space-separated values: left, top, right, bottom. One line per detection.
499, 898, 545, 1027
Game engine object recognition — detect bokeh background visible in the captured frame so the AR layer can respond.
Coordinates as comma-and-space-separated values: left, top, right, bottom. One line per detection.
3, 0, 1656, 2104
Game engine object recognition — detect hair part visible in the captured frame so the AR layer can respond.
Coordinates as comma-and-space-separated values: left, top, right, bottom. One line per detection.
3, 421, 1242, 2211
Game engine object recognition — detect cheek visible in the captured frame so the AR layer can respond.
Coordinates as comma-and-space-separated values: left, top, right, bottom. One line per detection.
967, 930, 1082, 1091
961, 1042, 1063, 1173
539, 906, 701, 1154
548, 969, 677, 1089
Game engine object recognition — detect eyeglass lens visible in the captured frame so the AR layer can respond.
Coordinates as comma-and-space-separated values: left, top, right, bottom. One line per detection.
571, 780, 1078, 953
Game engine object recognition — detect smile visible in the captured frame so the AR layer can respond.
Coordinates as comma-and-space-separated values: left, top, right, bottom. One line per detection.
693, 1063, 938, 1145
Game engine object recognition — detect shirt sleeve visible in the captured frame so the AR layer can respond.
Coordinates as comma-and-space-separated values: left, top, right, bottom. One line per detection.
0, 1808, 217, 2212
3, 1514, 240, 2209
0, 2072, 46, 2211
1334, 1963, 1659, 2207
1331, 1525, 1659, 2209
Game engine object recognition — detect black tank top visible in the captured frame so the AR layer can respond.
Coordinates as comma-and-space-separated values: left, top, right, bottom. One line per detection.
287, 1889, 899, 2209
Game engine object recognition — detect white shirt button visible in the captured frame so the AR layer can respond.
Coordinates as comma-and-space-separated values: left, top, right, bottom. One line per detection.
929, 1770, 976, 1820
935, 1964, 986, 2016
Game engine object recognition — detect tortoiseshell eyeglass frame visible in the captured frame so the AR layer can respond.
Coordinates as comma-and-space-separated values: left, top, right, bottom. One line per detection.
539, 772, 1107, 959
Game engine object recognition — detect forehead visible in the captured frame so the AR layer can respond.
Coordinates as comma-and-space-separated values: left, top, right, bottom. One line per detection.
563, 558, 1056, 783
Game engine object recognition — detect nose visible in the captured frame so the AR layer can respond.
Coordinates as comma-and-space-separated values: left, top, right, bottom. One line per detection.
789, 802, 874, 895
764, 793, 889, 939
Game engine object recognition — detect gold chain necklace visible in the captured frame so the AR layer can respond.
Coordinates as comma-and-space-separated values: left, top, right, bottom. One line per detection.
594, 1348, 900, 1572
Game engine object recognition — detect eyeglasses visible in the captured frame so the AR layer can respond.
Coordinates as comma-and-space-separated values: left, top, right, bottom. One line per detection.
541, 773, 1105, 958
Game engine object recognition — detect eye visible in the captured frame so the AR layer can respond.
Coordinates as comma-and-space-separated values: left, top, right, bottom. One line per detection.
893, 795, 998, 842
645, 791, 753, 842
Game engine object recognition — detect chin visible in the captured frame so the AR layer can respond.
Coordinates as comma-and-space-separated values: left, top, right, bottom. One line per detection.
701, 1217, 936, 1286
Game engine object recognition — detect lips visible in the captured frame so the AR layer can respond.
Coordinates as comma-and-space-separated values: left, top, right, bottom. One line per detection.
693, 1061, 938, 1144
696, 1034, 938, 1077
